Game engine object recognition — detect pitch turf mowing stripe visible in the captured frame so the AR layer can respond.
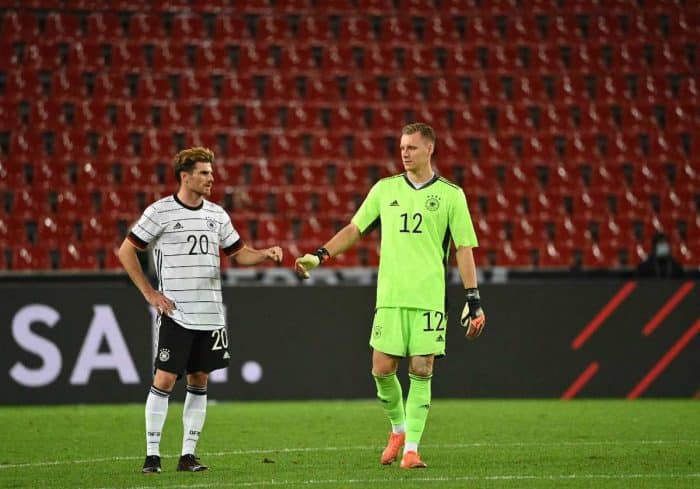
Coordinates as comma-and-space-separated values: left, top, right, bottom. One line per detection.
1, 440, 698, 470
89, 473, 700, 489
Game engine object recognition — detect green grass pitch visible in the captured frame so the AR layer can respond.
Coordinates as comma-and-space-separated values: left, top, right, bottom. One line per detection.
1, 400, 698, 488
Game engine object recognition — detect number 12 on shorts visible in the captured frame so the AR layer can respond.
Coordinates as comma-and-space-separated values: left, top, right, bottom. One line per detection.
422, 311, 445, 331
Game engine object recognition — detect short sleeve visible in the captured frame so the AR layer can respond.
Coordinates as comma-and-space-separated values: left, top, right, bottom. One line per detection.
220, 212, 244, 255
127, 205, 163, 249
351, 182, 381, 234
449, 189, 479, 248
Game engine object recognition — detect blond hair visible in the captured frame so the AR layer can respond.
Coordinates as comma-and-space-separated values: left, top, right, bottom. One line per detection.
401, 122, 436, 144
173, 147, 214, 184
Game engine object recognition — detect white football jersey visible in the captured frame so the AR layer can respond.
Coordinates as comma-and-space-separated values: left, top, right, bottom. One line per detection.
128, 195, 242, 330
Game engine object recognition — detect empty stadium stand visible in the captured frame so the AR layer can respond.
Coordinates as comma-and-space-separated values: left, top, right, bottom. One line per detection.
0, 0, 697, 271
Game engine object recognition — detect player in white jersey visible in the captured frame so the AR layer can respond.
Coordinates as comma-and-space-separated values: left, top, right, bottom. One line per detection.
118, 147, 283, 474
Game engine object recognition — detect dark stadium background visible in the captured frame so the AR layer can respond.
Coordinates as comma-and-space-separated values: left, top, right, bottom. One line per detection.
0, 0, 698, 404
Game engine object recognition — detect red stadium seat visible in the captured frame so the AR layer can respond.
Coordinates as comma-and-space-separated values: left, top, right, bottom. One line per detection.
318, 44, 355, 76
172, 14, 207, 42
242, 104, 279, 131
378, 15, 418, 45
45, 11, 81, 41
362, 44, 401, 75
85, 12, 124, 40
444, 45, 482, 75
512, 217, 548, 243
260, 74, 297, 104
496, 242, 534, 268
497, 105, 535, 137
128, 13, 167, 43
472, 75, 506, 105
297, 15, 334, 44
583, 243, 619, 269
213, 16, 250, 42
91, 72, 128, 101
1, 11, 39, 43
402, 46, 441, 76
371, 105, 408, 133
9, 245, 51, 271
539, 241, 574, 269
423, 16, 460, 45
329, 105, 367, 133
228, 134, 265, 159
287, 105, 325, 131
278, 44, 317, 74
346, 77, 383, 104
305, 75, 342, 105
412, 106, 450, 133
199, 102, 236, 130
427, 76, 467, 106
220, 74, 256, 104
268, 133, 304, 160
551, 74, 590, 105
511, 75, 550, 105
337, 16, 375, 43
255, 15, 290, 42
154, 42, 191, 71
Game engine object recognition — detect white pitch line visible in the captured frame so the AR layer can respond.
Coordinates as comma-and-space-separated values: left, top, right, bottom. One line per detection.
0, 439, 697, 470
90, 473, 700, 489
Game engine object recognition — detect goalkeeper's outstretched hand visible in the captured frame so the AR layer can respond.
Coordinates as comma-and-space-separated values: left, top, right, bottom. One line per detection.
461, 288, 486, 340
295, 254, 320, 279
294, 248, 330, 279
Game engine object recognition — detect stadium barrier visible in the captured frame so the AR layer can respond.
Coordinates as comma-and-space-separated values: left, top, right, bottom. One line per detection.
1, 279, 697, 405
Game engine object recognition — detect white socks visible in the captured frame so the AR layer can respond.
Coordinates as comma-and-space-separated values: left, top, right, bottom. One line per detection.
182, 385, 207, 456
404, 441, 419, 454
145, 386, 170, 457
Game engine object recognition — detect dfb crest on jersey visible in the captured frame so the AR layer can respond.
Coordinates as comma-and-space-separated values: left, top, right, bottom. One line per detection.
425, 195, 440, 211
205, 217, 218, 231
158, 348, 170, 362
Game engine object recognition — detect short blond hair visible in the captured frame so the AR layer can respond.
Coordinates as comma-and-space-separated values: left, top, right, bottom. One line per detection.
401, 123, 436, 144
173, 147, 214, 184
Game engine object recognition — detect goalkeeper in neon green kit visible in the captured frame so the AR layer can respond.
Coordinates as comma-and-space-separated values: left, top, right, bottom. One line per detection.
295, 123, 486, 469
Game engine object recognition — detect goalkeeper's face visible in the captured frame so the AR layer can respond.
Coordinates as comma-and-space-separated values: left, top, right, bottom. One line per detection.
183, 162, 214, 197
400, 132, 433, 173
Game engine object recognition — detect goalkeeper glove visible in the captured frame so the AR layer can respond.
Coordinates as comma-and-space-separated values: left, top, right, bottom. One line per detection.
295, 247, 330, 279
461, 287, 486, 340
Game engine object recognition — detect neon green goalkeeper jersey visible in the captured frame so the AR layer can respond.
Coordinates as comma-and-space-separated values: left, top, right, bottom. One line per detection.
351, 173, 478, 312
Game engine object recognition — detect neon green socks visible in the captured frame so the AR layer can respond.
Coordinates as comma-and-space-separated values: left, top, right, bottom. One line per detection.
373, 372, 405, 430
405, 373, 432, 446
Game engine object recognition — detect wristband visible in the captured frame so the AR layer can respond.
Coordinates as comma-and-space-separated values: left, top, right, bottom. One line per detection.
314, 247, 330, 264
465, 287, 481, 309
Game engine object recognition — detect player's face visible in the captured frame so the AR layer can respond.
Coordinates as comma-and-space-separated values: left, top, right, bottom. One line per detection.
399, 132, 433, 173
183, 162, 214, 197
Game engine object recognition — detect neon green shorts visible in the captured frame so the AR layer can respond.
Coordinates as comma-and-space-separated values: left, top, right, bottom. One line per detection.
370, 307, 447, 358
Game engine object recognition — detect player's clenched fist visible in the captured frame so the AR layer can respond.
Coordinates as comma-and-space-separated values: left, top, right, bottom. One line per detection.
461, 288, 486, 340
264, 246, 283, 263
294, 247, 330, 279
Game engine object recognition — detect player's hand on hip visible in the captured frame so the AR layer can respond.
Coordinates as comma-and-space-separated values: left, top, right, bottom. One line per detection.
461, 288, 486, 340
265, 246, 283, 263
145, 290, 176, 316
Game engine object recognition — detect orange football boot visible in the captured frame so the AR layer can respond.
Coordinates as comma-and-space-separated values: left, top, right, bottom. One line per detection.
380, 432, 405, 465
400, 450, 427, 469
